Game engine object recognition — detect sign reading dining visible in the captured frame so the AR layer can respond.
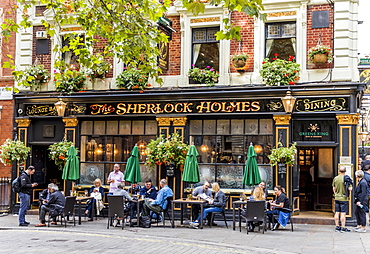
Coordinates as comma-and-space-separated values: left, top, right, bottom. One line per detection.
86, 100, 284, 115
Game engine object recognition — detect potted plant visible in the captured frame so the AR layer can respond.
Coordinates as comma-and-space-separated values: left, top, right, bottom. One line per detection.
0, 139, 31, 166
116, 67, 151, 92
86, 59, 112, 82
308, 45, 333, 65
231, 53, 249, 69
54, 64, 87, 94
12, 65, 50, 90
188, 65, 219, 86
260, 54, 300, 86
48, 141, 79, 170
145, 133, 190, 170
268, 142, 297, 166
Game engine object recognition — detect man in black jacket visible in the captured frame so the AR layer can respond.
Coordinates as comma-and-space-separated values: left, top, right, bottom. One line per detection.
19, 166, 38, 226
35, 184, 66, 227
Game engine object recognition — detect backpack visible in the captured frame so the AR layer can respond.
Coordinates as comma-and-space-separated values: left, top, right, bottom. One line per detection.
12, 176, 22, 193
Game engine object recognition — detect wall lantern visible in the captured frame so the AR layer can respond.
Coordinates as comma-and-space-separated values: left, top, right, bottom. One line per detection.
254, 144, 263, 154
281, 91, 296, 113
54, 98, 67, 117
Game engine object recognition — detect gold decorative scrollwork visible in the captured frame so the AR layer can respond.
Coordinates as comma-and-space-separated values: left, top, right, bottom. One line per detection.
190, 17, 220, 23
16, 118, 31, 127
273, 115, 291, 125
72, 105, 86, 114
266, 101, 283, 111
156, 117, 171, 126
336, 114, 360, 125
267, 11, 297, 17
62, 118, 79, 127
172, 117, 187, 126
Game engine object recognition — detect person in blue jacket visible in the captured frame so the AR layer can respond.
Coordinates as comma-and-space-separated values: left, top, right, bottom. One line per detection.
85, 178, 105, 220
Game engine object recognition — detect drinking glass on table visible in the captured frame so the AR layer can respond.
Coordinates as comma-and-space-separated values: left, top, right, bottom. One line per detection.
84, 190, 88, 196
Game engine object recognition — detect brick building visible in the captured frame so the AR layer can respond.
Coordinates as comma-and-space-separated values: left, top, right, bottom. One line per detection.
9, 0, 366, 221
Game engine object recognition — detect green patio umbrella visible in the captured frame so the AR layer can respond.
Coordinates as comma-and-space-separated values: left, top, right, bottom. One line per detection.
62, 146, 80, 181
124, 145, 142, 184
182, 145, 200, 183
242, 143, 261, 186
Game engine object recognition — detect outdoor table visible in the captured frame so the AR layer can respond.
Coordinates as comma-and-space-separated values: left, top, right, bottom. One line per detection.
75, 196, 94, 225
130, 198, 145, 227
171, 198, 207, 229
232, 200, 248, 231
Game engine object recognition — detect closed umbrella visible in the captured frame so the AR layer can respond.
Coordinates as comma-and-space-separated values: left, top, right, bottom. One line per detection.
242, 144, 261, 186
62, 146, 80, 181
182, 145, 200, 183
124, 145, 142, 184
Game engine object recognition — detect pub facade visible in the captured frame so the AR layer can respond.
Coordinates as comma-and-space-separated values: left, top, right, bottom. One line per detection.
10, 0, 366, 221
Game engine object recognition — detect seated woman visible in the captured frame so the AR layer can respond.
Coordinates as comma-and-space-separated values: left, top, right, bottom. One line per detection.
266, 185, 290, 230
190, 182, 226, 228
85, 178, 105, 221
247, 186, 266, 231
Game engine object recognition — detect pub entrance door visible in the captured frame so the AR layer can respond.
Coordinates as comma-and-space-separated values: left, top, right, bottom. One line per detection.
298, 147, 334, 211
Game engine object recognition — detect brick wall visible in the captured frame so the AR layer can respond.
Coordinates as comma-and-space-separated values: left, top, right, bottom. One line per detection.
0, 100, 14, 177
161, 16, 181, 76
306, 4, 334, 69
32, 26, 52, 72
230, 12, 255, 73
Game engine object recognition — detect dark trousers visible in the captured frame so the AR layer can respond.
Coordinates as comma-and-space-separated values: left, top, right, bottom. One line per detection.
192, 204, 200, 221
39, 205, 50, 224
266, 209, 279, 224
142, 199, 162, 216
355, 205, 366, 227
85, 199, 96, 219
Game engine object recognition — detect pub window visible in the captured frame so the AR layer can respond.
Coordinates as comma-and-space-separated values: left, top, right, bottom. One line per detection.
192, 27, 220, 71
189, 119, 273, 190
265, 22, 296, 60
79, 120, 157, 185
62, 34, 85, 67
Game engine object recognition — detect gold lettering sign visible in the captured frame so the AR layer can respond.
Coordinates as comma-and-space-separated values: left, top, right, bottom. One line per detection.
267, 11, 297, 17
295, 98, 347, 112
26, 105, 57, 116
190, 17, 221, 23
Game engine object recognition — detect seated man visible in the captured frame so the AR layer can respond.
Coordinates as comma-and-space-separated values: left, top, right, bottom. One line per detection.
112, 183, 133, 226
192, 181, 212, 221
140, 179, 157, 199
142, 179, 173, 219
35, 184, 66, 227
128, 183, 141, 197
39, 183, 53, 213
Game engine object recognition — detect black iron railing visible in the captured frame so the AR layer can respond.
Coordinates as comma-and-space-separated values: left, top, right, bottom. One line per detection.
0, 177, 11, 214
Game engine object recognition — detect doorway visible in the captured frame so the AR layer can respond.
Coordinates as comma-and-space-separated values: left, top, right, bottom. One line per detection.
298, 147, 334, 212
32, 145, 63, 195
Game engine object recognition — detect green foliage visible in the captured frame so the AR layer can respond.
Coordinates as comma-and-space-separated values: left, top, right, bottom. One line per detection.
54, 60, 87, 94
268, 142, 297, 167
188, 66, 219, 86
116, 68, 151, 91
0, 139, 30, 166
231, 53, 249, 62
12, 65, 50, 89
308, 45, 333, 63
260, 54, 300, 86
85, 58, 112, 81
145, 133, 190, 170
48, 141, 79, 170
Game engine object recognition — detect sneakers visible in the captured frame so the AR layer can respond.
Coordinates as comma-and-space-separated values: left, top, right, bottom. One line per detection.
113, 219, 120, 227
335, 226, 341, 232
340, 227, 351, 233
355, 228, 366, 233
189, 222, 199, 229
272, 223, 280, 231
19, 223, 29, 226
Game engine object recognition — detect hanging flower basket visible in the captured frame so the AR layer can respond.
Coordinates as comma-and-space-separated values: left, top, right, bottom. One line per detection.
308, 45, 333, 65
0, 139, 30, 166
48, 141, 79, 170
312, 54, 328, 64
231, 53, 249, 69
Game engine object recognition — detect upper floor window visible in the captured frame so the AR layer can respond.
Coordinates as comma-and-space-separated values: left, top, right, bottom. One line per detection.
265, 22, 296, 60
192, 27, 220, 71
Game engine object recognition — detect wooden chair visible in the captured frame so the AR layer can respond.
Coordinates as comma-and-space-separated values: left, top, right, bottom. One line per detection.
107, 195, 126, 230
239, 200, 267, 234
151, 196, 174, 228
48, 196, 76, 228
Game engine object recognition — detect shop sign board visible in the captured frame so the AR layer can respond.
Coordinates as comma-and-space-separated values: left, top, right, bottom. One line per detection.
293, 120, 336, 142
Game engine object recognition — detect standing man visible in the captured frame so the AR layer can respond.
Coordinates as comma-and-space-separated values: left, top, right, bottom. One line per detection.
107, 164, 124, 193
192, 181, 212, 221
361, 155, 370, 170
362, 165, 370, 221
332, 166, 352, 233
19, 165, 38, 226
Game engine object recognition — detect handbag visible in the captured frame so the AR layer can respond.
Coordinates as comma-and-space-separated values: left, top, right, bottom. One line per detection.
90, 192, 102, 200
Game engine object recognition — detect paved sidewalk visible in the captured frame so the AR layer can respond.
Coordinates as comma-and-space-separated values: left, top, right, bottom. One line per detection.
1, 213, 370, 253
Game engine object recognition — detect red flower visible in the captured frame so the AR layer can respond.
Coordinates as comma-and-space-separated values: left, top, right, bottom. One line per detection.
59, 156, 65, 160
139, 90, 144, 93
272, 58, 277, 61
289, 81, 295, 85
262, 61, 266, 64
274, 53, 279, 57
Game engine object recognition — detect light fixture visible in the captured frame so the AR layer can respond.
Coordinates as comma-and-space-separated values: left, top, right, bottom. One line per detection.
281, 91, 296, 114
54, 98, 67, 117
200, 144, 209, 153
254, 144, 263, 154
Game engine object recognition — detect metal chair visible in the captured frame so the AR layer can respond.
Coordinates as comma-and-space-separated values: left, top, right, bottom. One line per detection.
151, 196, 174, 228
209, 196, 229, 228
239, 200, 267, 234
107, 195, 126, 230
48, 196, 76, 228
270, 207, 294, 232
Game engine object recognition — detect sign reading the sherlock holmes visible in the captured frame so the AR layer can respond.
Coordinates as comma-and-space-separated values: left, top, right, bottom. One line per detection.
295, 98, 347, 112
25, 105, 57, 116
83, 100, 286, 115
293, 120, 336, 142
